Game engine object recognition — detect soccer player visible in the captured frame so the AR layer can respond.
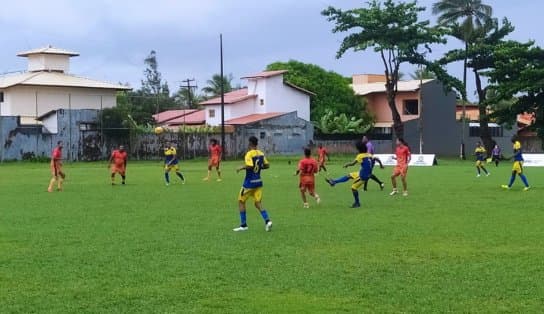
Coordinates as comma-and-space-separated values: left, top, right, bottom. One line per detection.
501, 136, 530, 191
47, 141, 65, 192
326, 141, 373, 208
390, 138, 411, 196
109, 145, 128, 185
203, 138, 222, 181
163, 142, 185, 186
474, 142, 490, 177
317, 143, 329, 173
295, 147, 320, 208
233, 136, 273, 232
492, 144, 501, 167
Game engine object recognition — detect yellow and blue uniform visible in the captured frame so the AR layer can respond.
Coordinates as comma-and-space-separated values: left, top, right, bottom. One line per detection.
164, 147, 179, 171
512, 141, 524, 174
475, 146, 486, 166
239, 149, 269, 202
348, 153, 373, 190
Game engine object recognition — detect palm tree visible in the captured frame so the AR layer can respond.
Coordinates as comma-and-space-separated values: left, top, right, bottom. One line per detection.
432, 0, 492, 158
201, 74, 234, 97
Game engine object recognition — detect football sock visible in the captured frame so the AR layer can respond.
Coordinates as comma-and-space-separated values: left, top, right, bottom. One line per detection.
508, 174, 515, 187
176, 172, 185, 181
240, 211, 247, 226
520, 174, 529, 187
260, 210, 269, 222
165, 173, 170, 183
333, 176, 350, 184
371, 175, 382, 184
352, 189, 360, 204
477, 168, 481, 175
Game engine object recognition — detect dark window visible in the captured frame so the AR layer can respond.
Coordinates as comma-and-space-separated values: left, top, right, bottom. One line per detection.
403, 99, 419, 115
209, 109, 215, 118
0, 92, 4, 102
469, 125, 503, 137
260, 132, 266, 139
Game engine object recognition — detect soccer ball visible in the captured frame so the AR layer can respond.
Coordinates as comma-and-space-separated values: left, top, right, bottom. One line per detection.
154, 126, 164, 135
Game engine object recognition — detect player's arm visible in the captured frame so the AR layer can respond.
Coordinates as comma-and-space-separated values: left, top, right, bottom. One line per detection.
343, 160, 357, 168
374, 157, 384, 169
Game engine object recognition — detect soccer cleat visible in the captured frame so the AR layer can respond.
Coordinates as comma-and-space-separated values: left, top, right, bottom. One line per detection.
350, 203, 361, 208
389, 190, 398, 196
265, 221, 273, 232
523, 187, 531, 191
380, 183, 385, 190
233, 226, 248, 232
315, 195, 321, 204
203, 177, 209, 181
476, 174, 481, 177
486, 173, 490, 176
47, 187, 53, 193
403, 191, 408, 197
325, 178, 336, 187
217, 178, 222, 182
122, 181, 126, 185
501, 184, 510, 190
303, 203, 309, 208
165, 182, 170, 186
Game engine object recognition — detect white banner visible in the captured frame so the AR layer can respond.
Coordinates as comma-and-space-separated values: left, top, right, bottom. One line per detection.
520, 154, 544, 167
373, 154, 436, 167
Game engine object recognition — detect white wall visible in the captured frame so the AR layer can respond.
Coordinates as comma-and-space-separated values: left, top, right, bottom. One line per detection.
0, 85, 117, 117
27, 54, 70, 72
42, 112, 58, 133
265, 76, 310, 121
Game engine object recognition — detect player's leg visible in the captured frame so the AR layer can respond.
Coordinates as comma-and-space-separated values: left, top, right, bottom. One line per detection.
253, 188, 272, 231
204, 163, 212, 181
390, 170, 399, 195
370, 174, 384, 188
57, 169, 65, 191
350, 180, 362, 207
215, 165, 222, 181
481, 165, 489, 175
308, 184, 320, 204
401, 173, 408, 196
233, 188, 249, 231
326, 174, 351, 186
111, 172, 116, 185
164, 166, 171, 185
518, 164, 530, 188
121, 170, 126, 185
48, 176, 56, 192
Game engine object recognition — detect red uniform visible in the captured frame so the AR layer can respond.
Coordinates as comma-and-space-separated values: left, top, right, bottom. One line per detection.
393, 144, 411, 177
317, 147, 328, 166
298, 157, 318, 193
50, 147, 63, 177
110, 150, 128, 175
208, 144, 222, 167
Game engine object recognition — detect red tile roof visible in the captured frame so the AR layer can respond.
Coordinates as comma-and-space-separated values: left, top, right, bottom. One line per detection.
199, 88, 257, 106
241, 70, 288, 79
226, 112, 288, 125
153, 109, 198, 124
165, 110, 206, 125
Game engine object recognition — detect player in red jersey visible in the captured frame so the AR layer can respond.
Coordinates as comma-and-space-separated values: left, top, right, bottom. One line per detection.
203, 138, 222, 181
390, 138, 411, 196
317, 143, 329, 173
47, 141, 65, 192
109, 145, 128, 185
295, 147, 321, 208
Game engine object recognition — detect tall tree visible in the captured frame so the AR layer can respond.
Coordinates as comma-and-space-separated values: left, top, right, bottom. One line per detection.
266, 60, 371, 124
410, 66, 437, 80
322, 0, 445, 139
432, 0, 493, 156
141, 50, 173, 114
440, 18, 514, 152
201, 74, 233, 97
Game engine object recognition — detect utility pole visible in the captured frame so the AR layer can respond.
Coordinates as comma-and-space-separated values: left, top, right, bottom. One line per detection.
220, 34, 225, 161
181, 78, 197, 109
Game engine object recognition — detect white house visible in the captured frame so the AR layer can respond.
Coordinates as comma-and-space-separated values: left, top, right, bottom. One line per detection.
0, 46, 130, 118
199, 70, 314, 126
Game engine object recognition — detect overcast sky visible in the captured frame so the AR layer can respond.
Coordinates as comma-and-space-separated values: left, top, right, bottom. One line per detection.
0, 1, 539, 101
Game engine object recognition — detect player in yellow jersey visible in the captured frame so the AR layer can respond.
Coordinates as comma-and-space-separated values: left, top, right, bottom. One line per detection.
501, 136, 530, 190
163, 142, 185, 186
474, 142, 490, 177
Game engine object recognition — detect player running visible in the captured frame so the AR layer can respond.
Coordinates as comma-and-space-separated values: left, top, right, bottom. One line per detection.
47, 141, 65, 192
109, 145, 128, 185
203, 138, 222, 181
295, 147, 320, 208
390, 138, 411, 196
233, 136, 273, 232
501, 136, 530, 191
317, 143, 329, 173
163, 142, 185, 186
474, 142, 490, 177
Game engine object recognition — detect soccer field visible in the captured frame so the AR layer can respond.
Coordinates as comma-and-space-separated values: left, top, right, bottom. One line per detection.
1, 157, 543, 313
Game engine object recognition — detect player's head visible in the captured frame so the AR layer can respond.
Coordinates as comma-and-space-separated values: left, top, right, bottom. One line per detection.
304, 147, 311, 157
248, 136, 258, 148
355, 140, 367, 153
210, 138, 218, 145
57, 140, 63, 148
396, 138, 407, 146
476, 141, 482, 147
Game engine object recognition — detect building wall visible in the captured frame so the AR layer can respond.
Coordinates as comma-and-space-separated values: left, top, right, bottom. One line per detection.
0, 85, 117, 116
265, 80, 310, 121
27, 54, 70, 72
365, 91, 421, 123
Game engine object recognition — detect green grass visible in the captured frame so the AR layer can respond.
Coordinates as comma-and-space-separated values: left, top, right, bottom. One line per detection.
1, 157, 544, 313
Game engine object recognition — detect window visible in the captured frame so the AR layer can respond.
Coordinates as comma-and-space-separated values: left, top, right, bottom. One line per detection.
373, 127, 392, 135
469, 125, 504, 137
260, 131, 266, 139
209, 109, 215, 118
403, 99, 419, 115
79, 123, 97, 131
0, 92, 4, 102
260, 99, 264, 106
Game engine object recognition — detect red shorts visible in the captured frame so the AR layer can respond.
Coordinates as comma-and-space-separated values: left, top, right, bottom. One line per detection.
299, 177, 315, 193
50, 161, 64, 177
111, 165, 126, 175
209, 157, 220, 168
393, 165, 408, 177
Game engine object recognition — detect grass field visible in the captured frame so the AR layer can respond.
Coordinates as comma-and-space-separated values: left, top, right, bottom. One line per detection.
1, 156, 544, 313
